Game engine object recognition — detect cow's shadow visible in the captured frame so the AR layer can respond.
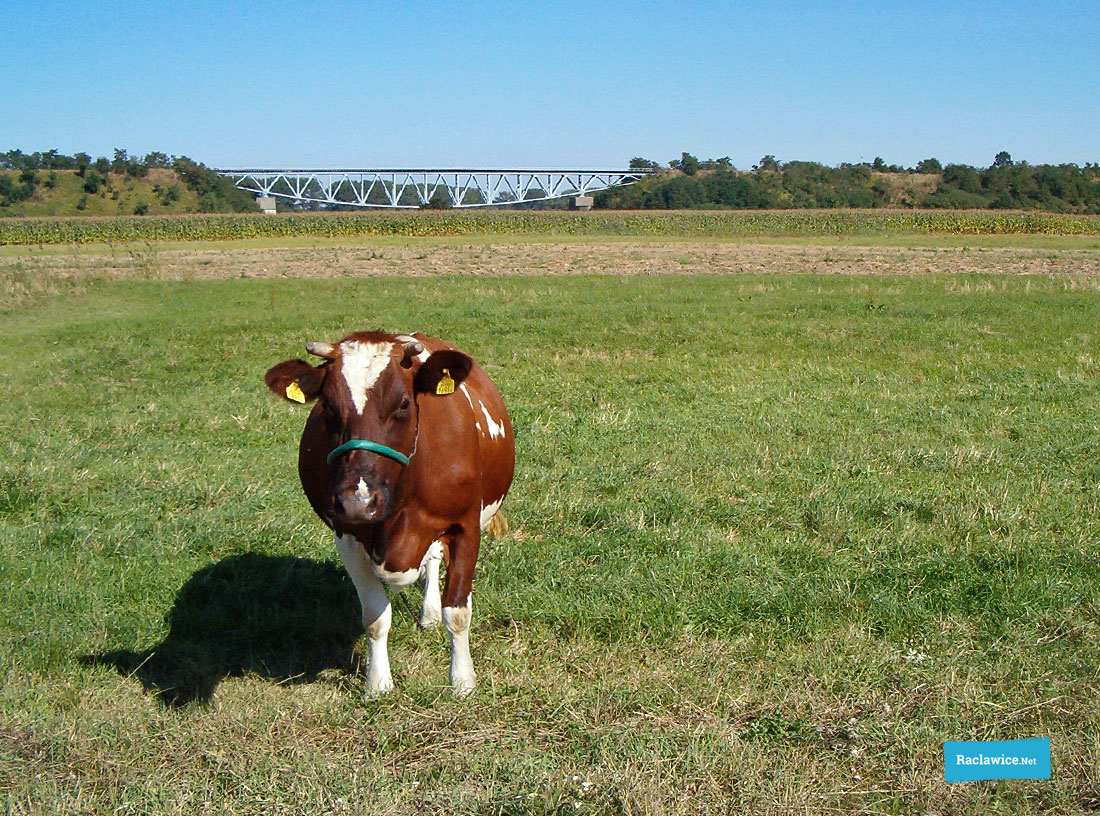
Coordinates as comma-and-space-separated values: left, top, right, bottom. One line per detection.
85, 553, 363, 707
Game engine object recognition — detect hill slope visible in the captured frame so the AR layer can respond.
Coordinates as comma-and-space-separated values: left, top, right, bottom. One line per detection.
0, 168, 206, 217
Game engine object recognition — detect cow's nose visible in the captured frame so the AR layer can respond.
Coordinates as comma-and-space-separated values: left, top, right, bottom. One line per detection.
332, 488, 385, 523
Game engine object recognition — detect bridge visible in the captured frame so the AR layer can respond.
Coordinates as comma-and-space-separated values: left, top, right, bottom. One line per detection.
215, 168, 652, 210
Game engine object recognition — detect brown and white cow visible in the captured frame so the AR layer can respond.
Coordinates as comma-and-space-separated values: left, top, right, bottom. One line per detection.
264, 331, 514, 697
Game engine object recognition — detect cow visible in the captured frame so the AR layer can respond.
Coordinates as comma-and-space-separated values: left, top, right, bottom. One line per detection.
264, 331, 515, 697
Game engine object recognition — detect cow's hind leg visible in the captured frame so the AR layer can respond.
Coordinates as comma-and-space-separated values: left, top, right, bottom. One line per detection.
418, 539, 443, 630
336, 533, 394, 697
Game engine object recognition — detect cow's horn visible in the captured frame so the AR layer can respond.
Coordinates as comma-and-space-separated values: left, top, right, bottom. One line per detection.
400, 340, 425, 368
306, 342, 337, 359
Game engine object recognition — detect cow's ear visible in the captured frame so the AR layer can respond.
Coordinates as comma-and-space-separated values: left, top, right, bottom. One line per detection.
414, 350, 473, 396
265, 359, 328, 403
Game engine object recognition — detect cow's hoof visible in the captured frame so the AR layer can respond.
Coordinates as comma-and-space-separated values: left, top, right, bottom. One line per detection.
419, 606, 442, 630
363, 676, 394, 698
450, 675, 476, 698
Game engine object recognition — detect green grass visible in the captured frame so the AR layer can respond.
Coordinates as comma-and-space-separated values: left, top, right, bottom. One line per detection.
3, 208, 1100, 246
3, 264, 1100, 813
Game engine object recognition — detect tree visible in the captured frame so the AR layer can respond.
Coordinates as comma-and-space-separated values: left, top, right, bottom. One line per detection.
915, 158, 942, 174
629, 157, 661, 170
993, 151, 1013, 168
143, 151, 172, 169
756, 155, 781, 172
1, 149, 25, 170
671, 152, 700, 175
942, 164, 982, 193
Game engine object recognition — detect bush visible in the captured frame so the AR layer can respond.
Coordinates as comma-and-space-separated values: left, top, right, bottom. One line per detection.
421, 192, 453, 209
83, 171, 102, 194
927, 188, 991, 209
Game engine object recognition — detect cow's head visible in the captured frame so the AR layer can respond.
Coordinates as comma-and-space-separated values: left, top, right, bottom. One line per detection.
265, 332, 472, 525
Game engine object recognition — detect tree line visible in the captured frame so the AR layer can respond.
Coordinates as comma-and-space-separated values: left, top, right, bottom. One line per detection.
0, 148, 256, 212
597, 152, 1100, 213
6, 148, 1100, 214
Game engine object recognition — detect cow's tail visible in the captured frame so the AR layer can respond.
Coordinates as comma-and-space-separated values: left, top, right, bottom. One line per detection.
485, 511, 509, 540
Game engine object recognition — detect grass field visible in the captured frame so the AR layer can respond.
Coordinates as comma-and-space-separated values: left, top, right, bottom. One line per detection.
2, 230, 1100, 814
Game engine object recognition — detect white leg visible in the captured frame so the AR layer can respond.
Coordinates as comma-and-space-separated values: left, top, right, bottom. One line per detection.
335, 534, 393, 696
419, 540, 443, 630
442, 594, 475, 697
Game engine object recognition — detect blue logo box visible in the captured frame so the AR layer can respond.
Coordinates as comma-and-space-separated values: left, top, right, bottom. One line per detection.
945, 738, 1051, 782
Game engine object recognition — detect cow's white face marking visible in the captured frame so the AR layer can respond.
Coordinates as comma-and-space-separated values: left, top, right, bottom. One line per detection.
479, 400, 506, 440
480, 497, 503, 530
340, 340, 393, 415
355, 478, 371, 499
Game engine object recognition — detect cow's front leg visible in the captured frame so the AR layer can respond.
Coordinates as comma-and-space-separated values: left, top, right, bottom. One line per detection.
336, 533, 393, 697
441, 522, 480, 697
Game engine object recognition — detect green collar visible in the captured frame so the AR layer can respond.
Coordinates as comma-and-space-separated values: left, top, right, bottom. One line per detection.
327, 439, 411, 467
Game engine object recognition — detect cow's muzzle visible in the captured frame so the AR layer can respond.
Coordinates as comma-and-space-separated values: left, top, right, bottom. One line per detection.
331, 482, 389, 524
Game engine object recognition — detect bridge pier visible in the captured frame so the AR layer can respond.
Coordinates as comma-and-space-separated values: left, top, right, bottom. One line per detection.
256, 195, 277, 215
572, 195, 594, 211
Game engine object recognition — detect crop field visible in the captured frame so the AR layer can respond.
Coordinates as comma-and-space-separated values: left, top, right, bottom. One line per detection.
3, 208, 1100, 246
2, 228, 1100, 814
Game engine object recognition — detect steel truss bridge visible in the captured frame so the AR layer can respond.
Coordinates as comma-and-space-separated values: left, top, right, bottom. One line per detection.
215, 168, 652, 209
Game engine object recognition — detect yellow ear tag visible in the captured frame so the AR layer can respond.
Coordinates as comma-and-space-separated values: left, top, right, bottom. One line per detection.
436, 368, 455, 396
285, 382, 306, 403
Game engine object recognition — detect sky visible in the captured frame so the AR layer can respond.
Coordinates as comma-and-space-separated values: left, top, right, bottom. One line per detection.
2, 0, 1098, 170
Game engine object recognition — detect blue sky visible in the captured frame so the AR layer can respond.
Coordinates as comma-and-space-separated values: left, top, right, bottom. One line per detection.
2, 0, 1097, 169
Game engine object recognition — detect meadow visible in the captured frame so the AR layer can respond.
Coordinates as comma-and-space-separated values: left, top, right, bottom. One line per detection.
2, 228, 1099, 814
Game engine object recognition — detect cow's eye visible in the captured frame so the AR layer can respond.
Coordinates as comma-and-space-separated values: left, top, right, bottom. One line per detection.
400, 397, 412, 411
